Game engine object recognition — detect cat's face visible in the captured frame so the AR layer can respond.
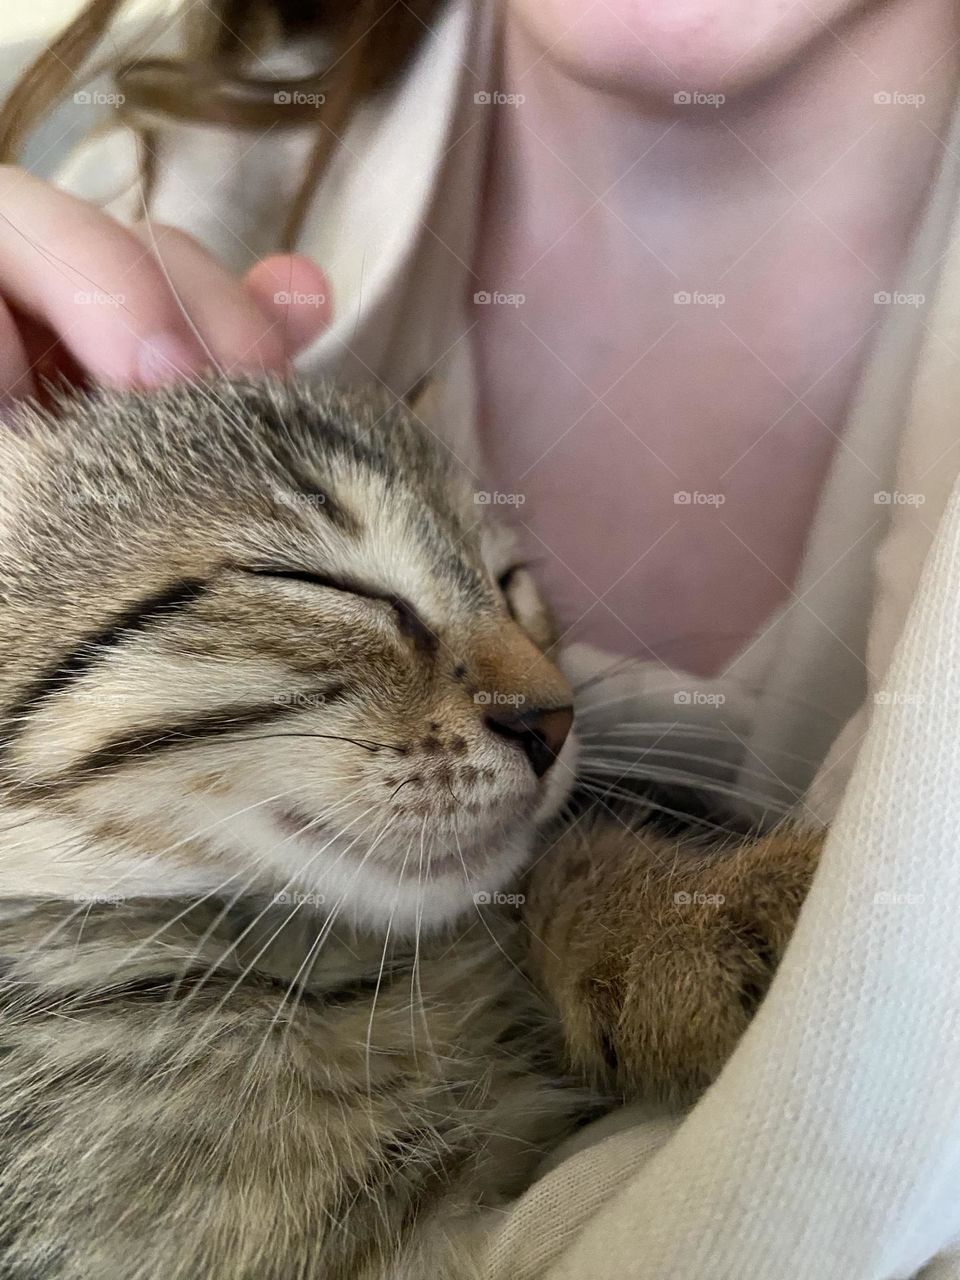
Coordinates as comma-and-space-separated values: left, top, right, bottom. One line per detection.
0, 380, 575, 930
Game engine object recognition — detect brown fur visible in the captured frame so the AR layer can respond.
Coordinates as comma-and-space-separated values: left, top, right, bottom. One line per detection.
526, 820, 823, 1102
0, 378, 823, 1277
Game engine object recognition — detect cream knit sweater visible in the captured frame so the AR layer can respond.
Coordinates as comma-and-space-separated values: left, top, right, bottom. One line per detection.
9, 0, 960, 1273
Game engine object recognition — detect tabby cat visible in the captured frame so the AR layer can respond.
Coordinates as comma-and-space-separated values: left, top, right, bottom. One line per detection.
0, 378, 820, 1279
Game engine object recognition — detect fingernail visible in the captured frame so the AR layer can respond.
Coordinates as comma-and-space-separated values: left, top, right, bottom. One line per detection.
136, 334, 203, 387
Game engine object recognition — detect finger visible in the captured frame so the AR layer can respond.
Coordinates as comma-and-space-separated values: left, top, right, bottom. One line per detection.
130, 223, 289, 375
244, 255, 332, 357
0, 291, 34, 406
0, 166, 209, 387
8, 304, 93, 407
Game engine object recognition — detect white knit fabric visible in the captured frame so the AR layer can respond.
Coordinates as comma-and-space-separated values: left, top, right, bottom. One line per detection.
488, 479, 960, 1278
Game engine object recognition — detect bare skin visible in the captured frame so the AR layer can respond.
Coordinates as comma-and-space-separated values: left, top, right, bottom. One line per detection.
4, 2, 959, 681
474, 0, 960, 672
0, 167, 331, 403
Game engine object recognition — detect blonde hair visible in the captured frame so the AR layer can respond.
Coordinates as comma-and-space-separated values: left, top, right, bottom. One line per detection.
1, 0, 444, 247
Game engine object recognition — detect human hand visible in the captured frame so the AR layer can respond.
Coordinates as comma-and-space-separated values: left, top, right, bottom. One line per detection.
0, 166, 331, 408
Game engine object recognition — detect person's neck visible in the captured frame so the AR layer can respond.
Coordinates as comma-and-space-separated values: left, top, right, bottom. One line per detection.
486, 0, 960, 260
472, 0, 960, 672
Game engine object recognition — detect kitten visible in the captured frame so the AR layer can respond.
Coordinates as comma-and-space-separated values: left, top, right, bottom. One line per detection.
0, 378, 821, 1278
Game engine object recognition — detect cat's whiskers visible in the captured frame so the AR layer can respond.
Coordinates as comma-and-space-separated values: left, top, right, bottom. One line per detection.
409, 815, 438, 1070
364, 831, 416, 1097
578, 758, 794, 817
577, 740, 800, 799
575, 779, 749, 839
149, 794, 387, 1055
0, 779, 350, 986
576, 722, 826, 772
451, 822, 533, 993
573, 664, 846, 725
232, 809, 400, 1101
157, 782, 377, 1006
228, 811, 406, 1129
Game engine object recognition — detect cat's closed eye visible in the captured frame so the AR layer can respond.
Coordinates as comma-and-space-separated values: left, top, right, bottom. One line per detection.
0, 379, 575, 933
242, 565, 437, 649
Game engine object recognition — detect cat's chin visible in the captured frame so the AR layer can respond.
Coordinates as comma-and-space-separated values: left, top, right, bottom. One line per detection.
255, 734, 578, 933
269, 819, 537, 934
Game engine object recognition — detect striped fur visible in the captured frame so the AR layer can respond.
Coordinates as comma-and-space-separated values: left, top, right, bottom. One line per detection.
0, 378, 576, 926
0, 378, 586, 1279
0, 379, 821, 1277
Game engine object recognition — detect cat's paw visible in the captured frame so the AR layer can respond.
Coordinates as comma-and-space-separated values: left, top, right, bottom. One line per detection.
524, 822, 822, 1101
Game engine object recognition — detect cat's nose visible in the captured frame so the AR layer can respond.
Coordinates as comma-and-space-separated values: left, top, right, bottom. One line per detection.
484, 705, 573, 778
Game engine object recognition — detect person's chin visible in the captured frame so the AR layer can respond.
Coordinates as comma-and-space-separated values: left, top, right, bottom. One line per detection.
509, 0, 861, 104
